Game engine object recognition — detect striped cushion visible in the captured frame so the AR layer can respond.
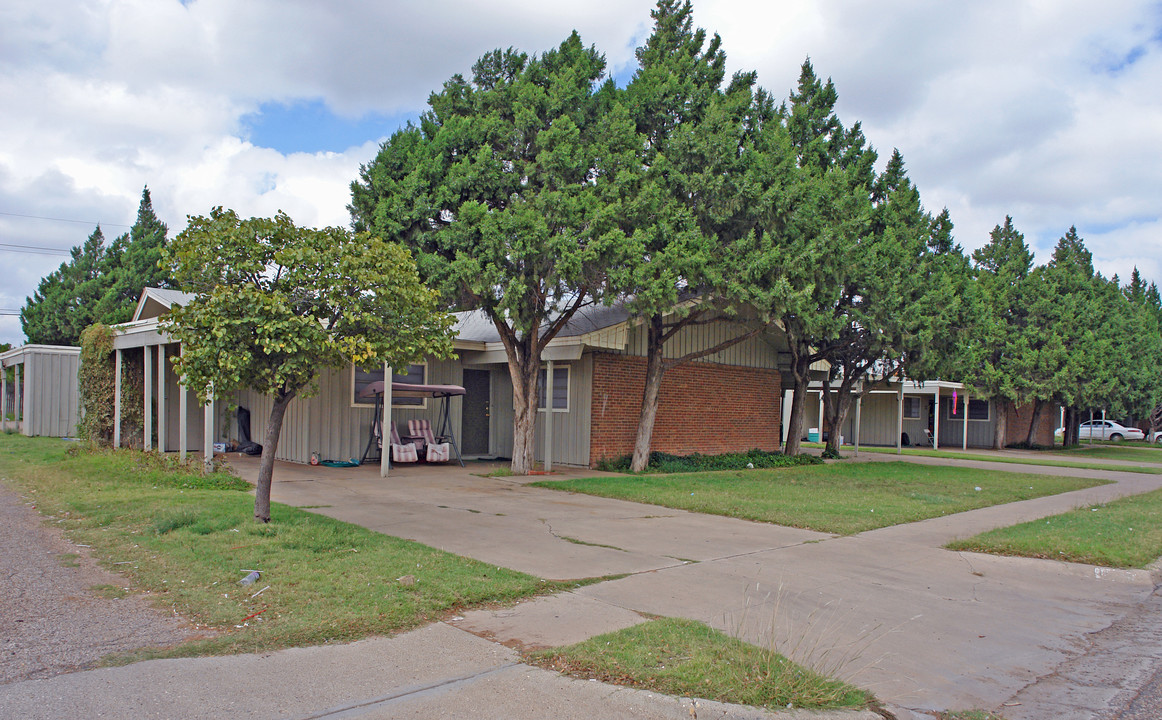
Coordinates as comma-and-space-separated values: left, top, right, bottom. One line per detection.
392, 442, 418, 463
426, 442, 451, 463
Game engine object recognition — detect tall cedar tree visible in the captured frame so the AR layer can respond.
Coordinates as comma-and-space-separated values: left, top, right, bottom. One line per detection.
816, 153, 970, 457
966, 217, 1037, 448
737, 59, 875, 455
20, 187, 171, 344
620, 0, 769, 471
162, 209, 455, 522
21, 226, 112, 345
349, 34, 639, 474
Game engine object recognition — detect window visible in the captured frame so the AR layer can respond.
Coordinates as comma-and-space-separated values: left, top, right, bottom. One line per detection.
902, 397, 922, 419
537, 366, 569, 412
946, 397, 990, 421
351, 363, 427, 408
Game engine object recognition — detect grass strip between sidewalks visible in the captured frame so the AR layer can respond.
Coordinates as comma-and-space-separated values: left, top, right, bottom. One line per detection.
830, 444, 1162, 474
947, 486, 1162, 568
0, 435, 578, 660
1052, 444, 1162, 463
527, 617, 875, 712
533, 461, 1107, 535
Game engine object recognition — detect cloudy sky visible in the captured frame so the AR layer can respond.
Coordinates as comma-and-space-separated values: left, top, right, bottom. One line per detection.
3, 0, 1160, 346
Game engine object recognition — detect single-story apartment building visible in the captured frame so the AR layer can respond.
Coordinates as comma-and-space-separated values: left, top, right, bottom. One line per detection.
111, 289, 794, 472
790, 377, 1058, 450
1, 344, 81, 437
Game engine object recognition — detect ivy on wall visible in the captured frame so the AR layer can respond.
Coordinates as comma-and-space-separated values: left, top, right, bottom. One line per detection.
78, 324, 146, 446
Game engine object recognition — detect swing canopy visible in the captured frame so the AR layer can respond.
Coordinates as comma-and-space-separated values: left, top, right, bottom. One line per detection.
358, 381, 466, 400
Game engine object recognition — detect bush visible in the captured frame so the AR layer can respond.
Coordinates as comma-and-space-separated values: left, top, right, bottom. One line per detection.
596, 449, 822, 474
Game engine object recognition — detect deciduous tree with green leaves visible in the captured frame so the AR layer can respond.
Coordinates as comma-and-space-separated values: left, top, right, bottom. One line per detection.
349, 33, 639, 474
161, 208, 455, 522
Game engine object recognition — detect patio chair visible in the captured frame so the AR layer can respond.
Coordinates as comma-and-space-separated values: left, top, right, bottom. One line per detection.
389, 421, 419, 463
408, 418, 452, 463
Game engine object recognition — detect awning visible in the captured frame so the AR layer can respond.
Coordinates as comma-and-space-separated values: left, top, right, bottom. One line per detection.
358, 380, 467, 400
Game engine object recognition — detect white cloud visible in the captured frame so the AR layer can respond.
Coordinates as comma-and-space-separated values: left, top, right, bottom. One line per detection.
1, 0, 1161, 347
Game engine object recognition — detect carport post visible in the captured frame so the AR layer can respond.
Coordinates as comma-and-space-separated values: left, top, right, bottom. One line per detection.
14, 363, 21, 428
853, 394, 862, 457
380, 363, 392, 478
1, 360, 7, 432
543, 359, 554, 472
143, 345, 152, 451
157, 345, 166, 453
178, 374, 188, 460
203, 388, 214, 473
962, 392, 970, 450
933, 386, 940, 450
896, 382, 904, 454
113, 349, 122, 448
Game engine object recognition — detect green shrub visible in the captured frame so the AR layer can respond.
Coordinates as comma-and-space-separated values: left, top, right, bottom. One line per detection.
596, 449, 822, 474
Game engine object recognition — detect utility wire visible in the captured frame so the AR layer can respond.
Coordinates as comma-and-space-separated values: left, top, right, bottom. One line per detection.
0, 211, 131, 229
0, 242, 72, 256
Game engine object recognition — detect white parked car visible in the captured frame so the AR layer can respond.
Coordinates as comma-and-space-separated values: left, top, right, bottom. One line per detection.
1055, 420, 1145, 442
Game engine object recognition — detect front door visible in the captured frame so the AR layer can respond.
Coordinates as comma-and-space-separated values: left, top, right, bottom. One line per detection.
461, 369, 491, 455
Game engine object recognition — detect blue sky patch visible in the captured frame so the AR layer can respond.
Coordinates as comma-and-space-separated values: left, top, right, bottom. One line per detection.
241, 99, 416, 154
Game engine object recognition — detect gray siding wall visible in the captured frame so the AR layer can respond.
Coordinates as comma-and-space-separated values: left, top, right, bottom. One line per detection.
21, 350, 80, 437
618, 316, 782, 368
234, 358, 464, 465
484, 357, 592, 467
801, 390, 996, 448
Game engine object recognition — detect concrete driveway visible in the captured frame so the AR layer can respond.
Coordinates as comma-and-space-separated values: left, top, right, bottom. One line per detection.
217, 454, 1162, 717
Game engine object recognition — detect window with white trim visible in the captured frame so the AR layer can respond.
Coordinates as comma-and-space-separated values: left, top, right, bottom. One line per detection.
945, 397, 989, 421
351, 362, 427, 408
537, 366, 569, 412
903, 397, 922, 419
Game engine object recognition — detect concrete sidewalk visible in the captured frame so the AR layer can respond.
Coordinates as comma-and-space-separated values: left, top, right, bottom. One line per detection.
6, 452, 1161, 718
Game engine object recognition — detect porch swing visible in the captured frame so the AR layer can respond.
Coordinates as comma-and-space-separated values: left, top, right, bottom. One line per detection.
359, 380, 466, 467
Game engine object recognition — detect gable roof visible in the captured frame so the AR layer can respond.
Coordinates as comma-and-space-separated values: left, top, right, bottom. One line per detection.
133, 287, 196, 322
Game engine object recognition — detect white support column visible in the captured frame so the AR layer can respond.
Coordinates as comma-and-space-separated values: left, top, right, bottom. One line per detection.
1, 361, 7, 432
854, 394, 862, 457
933, 386, 941, 451
962, 392, 970, 450
380, 363, 392, 478
113, 350, 122, 448
14, 363, 22, 425
179, 375, 188, 460
143, 345, 152, 451
156, 345, 167, 453
817, 390, 825, 441
203, 390, 214, 472
543, 360, 554, 472
1101, 408, 1108, 440
896, 383, 904, 454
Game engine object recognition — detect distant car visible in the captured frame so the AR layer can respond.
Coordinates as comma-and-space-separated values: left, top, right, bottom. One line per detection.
1150, 430, 1162, 444
1055, 420, 1145, 442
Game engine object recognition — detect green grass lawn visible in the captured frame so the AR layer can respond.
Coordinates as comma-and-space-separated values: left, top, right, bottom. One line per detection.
838, 444, 1162, 474
947, 487, 1162, 568
528, 618, 874, 712
532, 462, 1107, 535
1052, 443, 1162, 463
0, 435, 574, 659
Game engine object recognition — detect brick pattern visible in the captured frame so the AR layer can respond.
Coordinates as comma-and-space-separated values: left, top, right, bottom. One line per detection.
588, 353, 781, 467
1004, 402, 1057, 446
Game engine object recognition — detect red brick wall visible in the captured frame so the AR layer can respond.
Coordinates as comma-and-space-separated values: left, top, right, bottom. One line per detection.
589, 353, 781, 467
1004, 402, 1057, 446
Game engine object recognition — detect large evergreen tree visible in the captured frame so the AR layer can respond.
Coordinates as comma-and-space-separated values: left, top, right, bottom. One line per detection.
20, 187, 171, 344
349, 33, 639, 474
21, 226, 112, 345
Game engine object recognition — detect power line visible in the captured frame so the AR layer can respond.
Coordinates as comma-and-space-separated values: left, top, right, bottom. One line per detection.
0, 211, 132, 229
0, 242, 72, 256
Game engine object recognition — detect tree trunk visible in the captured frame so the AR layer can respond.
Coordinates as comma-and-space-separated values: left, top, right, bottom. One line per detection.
993, 399, 1008, 450
1024, 398, 1045, 447
1064, 406, 1080, 446
508, 354, 540, 475
254, 388, 296, 523
631, 316, 666, 472
823, 383, 855, 457
783, 359, 810, 456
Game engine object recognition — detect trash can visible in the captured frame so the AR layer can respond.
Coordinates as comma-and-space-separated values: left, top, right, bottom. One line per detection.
807, 428, 820, 443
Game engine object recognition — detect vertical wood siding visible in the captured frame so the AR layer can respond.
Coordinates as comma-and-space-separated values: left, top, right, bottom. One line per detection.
21, 350, 80, 437
619, 315, 783, 368
231, 358, 464, 465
